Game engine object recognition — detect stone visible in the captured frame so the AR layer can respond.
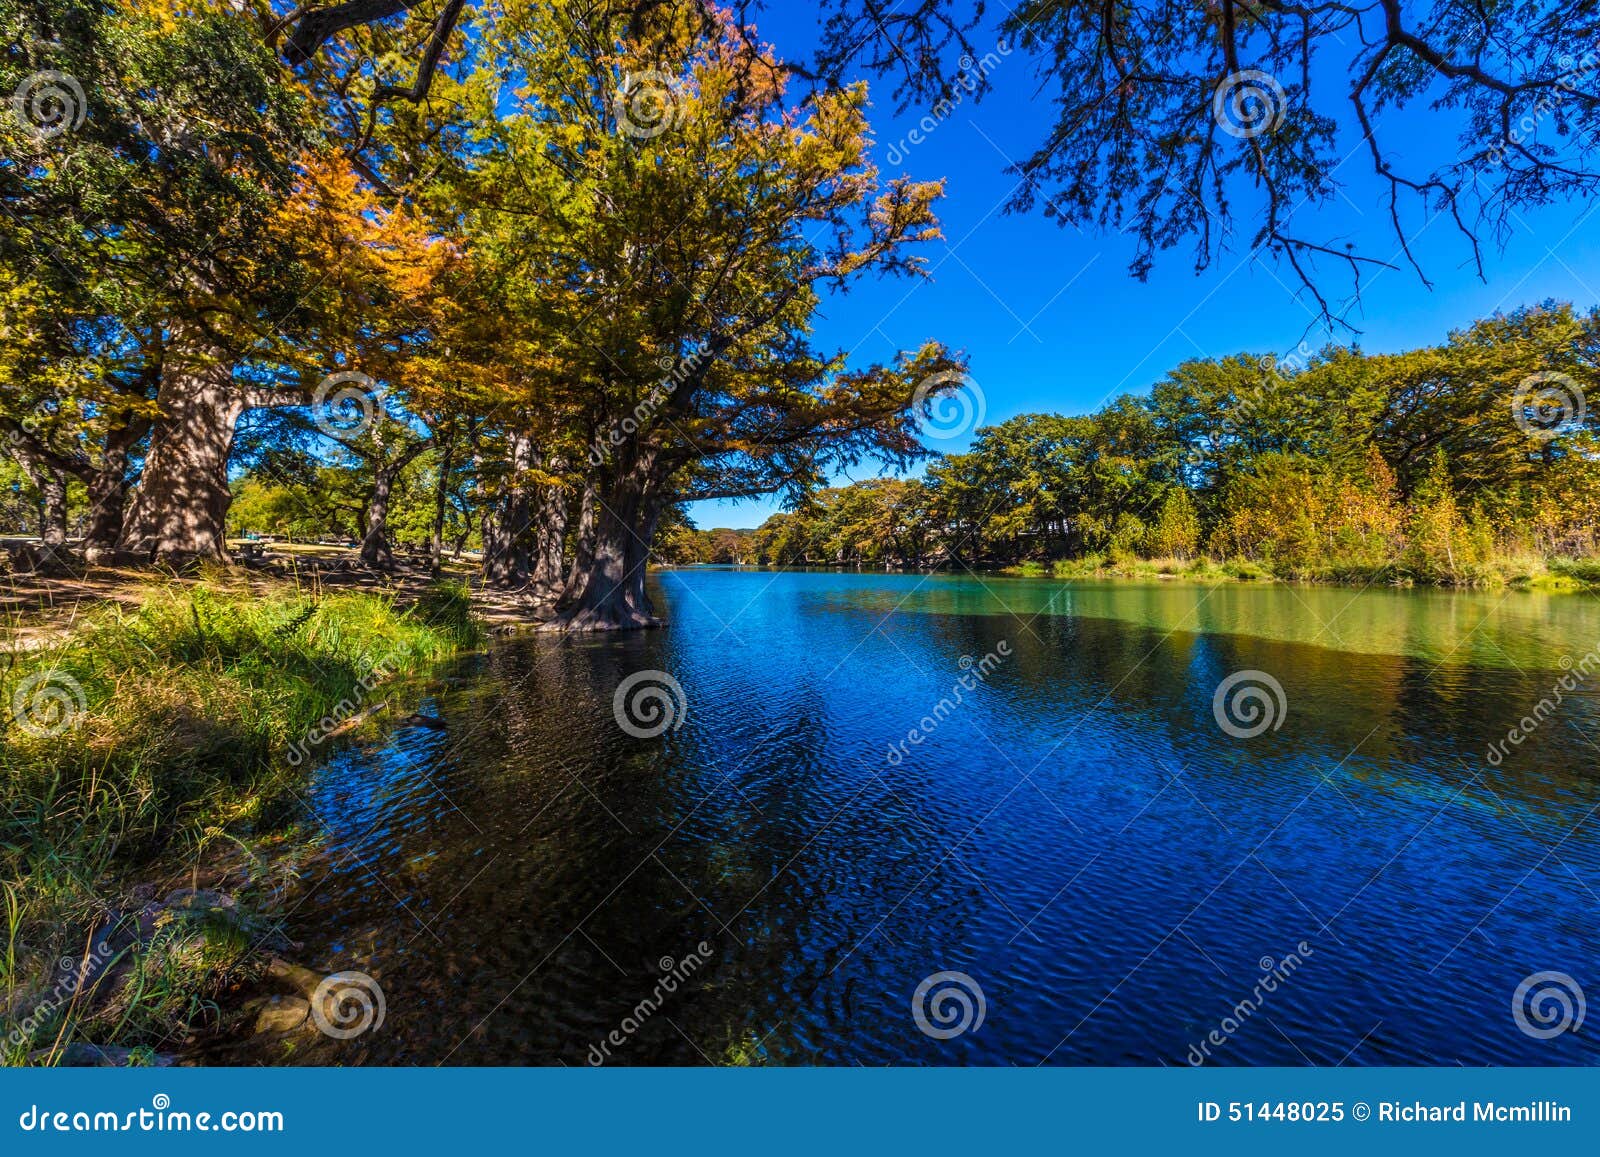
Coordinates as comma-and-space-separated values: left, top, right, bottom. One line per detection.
251, 995, 310, 1034
266, 958, 326, 1001
161, 888, 236, 916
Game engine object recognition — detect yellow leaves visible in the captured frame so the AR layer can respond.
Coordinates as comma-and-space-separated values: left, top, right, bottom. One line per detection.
120, 0, 183, 32
274, 149, 458, 328
124, 0, 252, 25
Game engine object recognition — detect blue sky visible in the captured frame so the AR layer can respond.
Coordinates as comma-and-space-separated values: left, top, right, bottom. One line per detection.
686, 9, 1600, 529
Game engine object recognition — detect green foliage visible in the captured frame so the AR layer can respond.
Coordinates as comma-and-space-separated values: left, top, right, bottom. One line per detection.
0, 578, 479, 1059
1142, 489, 1200, 560
751, 302, 1599, 587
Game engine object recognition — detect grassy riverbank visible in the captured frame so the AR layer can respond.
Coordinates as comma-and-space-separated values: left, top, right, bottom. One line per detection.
1, 576, 480, 1064
998, 554, 1600, 591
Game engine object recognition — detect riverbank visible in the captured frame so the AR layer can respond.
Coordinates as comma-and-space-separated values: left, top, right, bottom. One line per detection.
996, 554, 1600, 591
0, 542, 540, 650
1, 577, 481, 1064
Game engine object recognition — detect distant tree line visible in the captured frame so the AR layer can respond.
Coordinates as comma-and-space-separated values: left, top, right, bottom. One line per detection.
664, 303, 1600, 585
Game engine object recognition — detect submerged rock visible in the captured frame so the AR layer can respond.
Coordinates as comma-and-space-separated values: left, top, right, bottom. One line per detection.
266, 958, 326, 1001
248, 995, 310, 1035
161, 889, 237, 918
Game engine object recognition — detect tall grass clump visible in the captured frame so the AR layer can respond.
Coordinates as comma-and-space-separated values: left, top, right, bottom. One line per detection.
0, 577, 479, 1061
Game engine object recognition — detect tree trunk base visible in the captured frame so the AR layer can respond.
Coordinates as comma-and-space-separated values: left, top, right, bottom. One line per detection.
117, 349, 243, 564
539, 605, 663, 632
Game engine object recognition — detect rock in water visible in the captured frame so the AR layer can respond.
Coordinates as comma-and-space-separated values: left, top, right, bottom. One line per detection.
250, 995, 310, 1034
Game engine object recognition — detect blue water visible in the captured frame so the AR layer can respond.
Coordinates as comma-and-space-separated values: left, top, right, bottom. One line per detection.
249, 570, 1600, 1066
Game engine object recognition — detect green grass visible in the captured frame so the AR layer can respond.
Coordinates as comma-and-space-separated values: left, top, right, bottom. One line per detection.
999, 555, 1270, 582
1, 576, 480, 1064
997, 553, 1600, 591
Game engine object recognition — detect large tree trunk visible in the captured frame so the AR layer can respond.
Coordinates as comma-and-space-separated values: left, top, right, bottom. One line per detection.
561, 480, 597, 596
118, 346, 244, 563
359, 465, 398, 569
482, 430, 533, 589
13, 446, 68, 547
82, 413, 146, 560
527, 480, 568, 606
546, 456, 664, 631
430, 439, 454, 577
35, 469, 68, 546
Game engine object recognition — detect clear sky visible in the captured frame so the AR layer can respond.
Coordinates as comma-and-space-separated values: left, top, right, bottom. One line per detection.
685, 8, 1600, 529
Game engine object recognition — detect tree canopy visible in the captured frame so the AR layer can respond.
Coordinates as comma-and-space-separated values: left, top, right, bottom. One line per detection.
270, 0, 1600, 321
2, 0, 1597, 626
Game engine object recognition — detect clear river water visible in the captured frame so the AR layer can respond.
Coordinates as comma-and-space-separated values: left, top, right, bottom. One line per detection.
241, 569, 1600, 1066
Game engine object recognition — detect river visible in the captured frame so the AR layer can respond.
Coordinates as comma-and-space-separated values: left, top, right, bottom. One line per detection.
242, 569, 1600, 1066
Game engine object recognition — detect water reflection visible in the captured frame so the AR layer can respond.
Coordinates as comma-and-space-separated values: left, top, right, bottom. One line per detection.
239, 571, 1600, 1066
